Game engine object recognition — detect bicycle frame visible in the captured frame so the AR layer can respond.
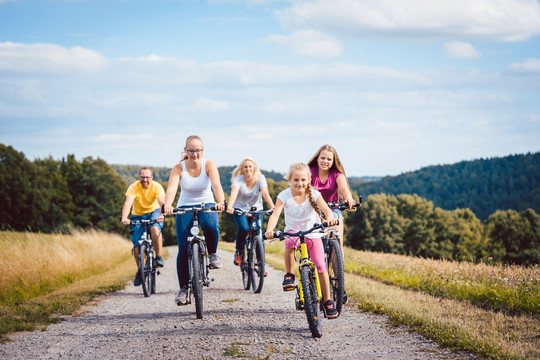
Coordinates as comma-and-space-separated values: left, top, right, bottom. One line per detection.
296, 235, 323, 307
130, 218, 160, 297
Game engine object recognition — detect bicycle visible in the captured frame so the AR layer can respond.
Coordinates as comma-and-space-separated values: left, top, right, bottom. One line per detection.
130, 218, 162, 297
265, 223, 332, 338
324, 199, 362, 314
232, 207, 273, 293
169, 203, 221, 319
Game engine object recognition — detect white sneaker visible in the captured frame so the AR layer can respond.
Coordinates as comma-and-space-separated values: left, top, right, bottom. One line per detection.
209, 253, 222, 269
175, 288, 188, 305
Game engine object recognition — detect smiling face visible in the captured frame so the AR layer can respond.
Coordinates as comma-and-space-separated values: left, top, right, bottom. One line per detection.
289, 168, 310, 195
242, 160, 255, 177
317, 149, 334, 172
184, 138, 204, 161
138, 169, 153, 189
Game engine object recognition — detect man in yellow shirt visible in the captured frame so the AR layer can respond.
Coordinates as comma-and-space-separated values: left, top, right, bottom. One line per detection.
121, 167, 166, 286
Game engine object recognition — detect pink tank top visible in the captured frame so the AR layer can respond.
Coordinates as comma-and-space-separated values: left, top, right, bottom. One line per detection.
310, 166, 341, 203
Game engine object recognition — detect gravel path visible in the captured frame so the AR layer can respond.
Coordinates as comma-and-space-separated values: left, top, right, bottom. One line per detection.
0, 247, 476, 360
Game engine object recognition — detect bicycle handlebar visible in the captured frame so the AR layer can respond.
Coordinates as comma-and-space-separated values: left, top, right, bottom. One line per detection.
263, 221, 338, 240
166, 203, 222, 215
129, 218, 162, 226
327, 197, 363, 210
232, 208, 273, 217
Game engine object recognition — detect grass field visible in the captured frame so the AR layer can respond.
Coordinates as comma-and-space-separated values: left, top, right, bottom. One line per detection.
221, 240, 540, 360
0, 230, 134, 343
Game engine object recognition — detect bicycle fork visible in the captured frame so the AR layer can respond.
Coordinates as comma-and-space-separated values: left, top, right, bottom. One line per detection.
295, 243, 322, 311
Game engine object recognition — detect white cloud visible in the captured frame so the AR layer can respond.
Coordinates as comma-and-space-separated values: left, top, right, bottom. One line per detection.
276, 0, 540, 42
267, 29, 343, 57
509, 58, 540, 73
0, 42, 108, 74
444, 41, 482, 60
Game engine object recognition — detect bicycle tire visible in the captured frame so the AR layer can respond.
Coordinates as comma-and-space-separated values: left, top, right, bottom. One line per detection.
139, 243, 150, 297
327, 238, 345, 315
300, 266, 322, 338
241, 239, 251, 290
150, 254, 156, 294
250, 236, 265, 294
191, 242, 204, 319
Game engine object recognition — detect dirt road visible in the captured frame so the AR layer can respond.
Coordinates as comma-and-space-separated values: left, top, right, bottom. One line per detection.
0, 247, 476, 359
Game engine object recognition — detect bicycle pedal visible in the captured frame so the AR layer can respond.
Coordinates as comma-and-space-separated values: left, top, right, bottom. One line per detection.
157, 270, 161, 275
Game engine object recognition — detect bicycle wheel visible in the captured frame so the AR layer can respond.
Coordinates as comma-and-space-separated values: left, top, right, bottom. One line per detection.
150, 253, 156, 294
241, 240, 251, 290
300, 266, 322, 338
250, 236, 265, 294
327, 238, 345, 315
191, 242, 204, 319
138, 243, 150, 297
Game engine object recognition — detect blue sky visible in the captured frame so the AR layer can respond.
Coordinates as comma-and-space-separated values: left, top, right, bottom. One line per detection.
1, 0, 539, 177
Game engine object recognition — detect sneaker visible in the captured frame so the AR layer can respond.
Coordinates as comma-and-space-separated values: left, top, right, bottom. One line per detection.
343, 291, 348, 304
233, 251, 242, 266
155, 256, 165, 268
324, 299, 338, 319
175, 288, 188, 306
282, 273, 295, 291
209, 253, 222, 269
133, 272, 142, 287
264, 271, 268, 277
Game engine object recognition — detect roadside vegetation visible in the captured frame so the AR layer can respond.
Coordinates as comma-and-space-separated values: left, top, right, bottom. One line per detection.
0, 230, 134, 343
241, 241, 540, 360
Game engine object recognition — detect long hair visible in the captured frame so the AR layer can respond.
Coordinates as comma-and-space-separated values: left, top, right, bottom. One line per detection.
181, 135, 203, 161
307, 144, 347, 177
231, 158, 261, 188
285, 162, 323, 220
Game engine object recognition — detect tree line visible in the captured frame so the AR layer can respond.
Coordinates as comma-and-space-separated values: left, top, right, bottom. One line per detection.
349, 152, 540, 220
2, 144, 538, 265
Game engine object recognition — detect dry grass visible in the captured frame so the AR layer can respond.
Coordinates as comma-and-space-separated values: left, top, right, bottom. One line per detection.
0, 230, 135, 342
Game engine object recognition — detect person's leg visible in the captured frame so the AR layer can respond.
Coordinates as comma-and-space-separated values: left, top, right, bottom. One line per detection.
199, 207, 221, 268
307, 237, 330, 300
149, 209, 164, 258
175, 211, 193, 289
232, 214, 249, 252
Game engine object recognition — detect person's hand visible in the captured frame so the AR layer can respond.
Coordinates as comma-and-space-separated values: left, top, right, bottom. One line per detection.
226, 208, 234, 214
215, 202, 225, 211
324, 218, 338, 227
163, 205, 174, 215
345, 198, 356, 210
156, 214, 165, 223
264, 230, 274, 239
121, 218, 130, 226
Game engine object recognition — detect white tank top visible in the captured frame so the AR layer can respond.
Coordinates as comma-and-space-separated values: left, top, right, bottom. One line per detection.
177, 159, 215, 206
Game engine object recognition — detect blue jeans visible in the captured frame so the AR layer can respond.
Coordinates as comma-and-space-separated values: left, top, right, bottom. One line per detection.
175, 203, 220, 289
233, 213, 265, 253
130, 208, 163, 247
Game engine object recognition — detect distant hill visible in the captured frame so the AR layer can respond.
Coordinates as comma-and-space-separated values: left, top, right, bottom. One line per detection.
349, 152, 540, 220
111, 164, 285, 194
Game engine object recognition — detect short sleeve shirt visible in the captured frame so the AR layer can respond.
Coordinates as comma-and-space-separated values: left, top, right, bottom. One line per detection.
231, 175, 267, 211
126, 180, 165, 216
277, 188, 323, 238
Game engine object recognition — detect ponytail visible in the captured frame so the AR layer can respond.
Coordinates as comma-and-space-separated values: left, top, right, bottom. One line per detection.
306, 182, 324, 221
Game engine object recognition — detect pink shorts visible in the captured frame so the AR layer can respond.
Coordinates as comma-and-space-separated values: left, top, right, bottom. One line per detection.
285, 236, 326, 273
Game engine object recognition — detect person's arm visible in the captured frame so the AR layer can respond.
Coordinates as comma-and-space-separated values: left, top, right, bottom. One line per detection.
163, 165, 181, 215
206, 160, 225, 210
156, 194, 166, 222
264, 198, 283, 239
317, 194, 337, 226
121, 195, 135, 225
226, 186, 240, 214
336, 173, 355, 209
261, 186, 275, 210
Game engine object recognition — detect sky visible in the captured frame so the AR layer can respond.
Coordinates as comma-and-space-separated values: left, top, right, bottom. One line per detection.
1, 0, 540, 177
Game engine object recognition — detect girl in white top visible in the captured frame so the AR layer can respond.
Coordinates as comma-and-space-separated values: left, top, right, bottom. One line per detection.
163, 135, 225, 305
226, 158, 274, 265
264, 162, 339, 318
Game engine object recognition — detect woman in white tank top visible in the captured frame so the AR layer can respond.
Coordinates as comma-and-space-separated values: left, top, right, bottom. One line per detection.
163, 135, 225, 305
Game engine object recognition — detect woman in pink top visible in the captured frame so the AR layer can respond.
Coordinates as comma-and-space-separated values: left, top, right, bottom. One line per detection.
307, 144, 356, 251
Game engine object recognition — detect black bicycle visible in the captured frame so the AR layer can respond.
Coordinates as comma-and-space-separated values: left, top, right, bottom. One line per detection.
170, 203, 221, 319
325, 199, 362, 314
130, 219, 161, 297
232, 207, 272, 293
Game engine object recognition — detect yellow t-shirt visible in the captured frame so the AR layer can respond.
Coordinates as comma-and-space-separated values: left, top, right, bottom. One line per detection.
126, 181, 165, 216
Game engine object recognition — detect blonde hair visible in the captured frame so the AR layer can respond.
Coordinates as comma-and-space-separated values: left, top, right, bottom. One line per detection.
231, 158, 261, 188
285, 163, 323, 220
181, 135, 203, 161
307, 144, 347, 177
